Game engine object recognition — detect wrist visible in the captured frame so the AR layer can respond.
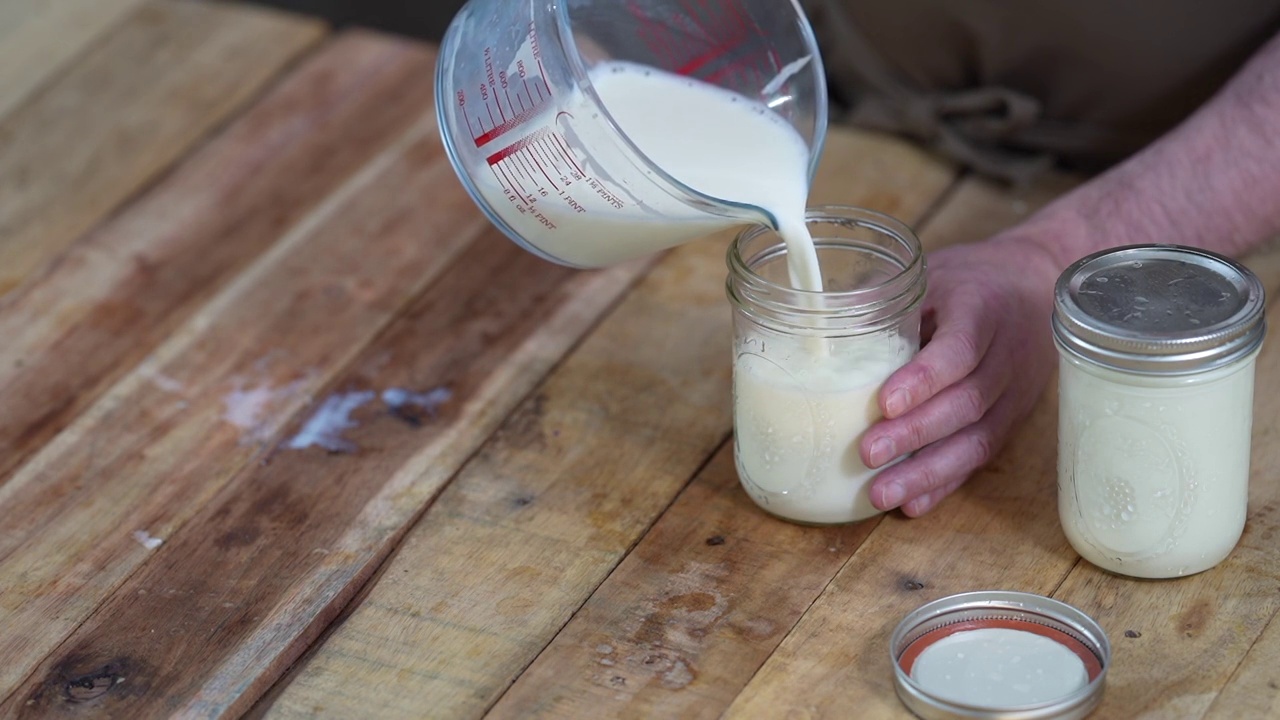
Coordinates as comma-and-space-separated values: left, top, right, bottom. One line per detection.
986, 200, 1092, 281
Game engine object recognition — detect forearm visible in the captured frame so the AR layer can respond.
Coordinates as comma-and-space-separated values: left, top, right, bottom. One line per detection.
1025, 30, 1280, 268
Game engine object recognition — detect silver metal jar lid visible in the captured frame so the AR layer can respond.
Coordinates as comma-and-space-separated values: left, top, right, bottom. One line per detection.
890, 591, 1110, 720
1052, 244, 1266, 375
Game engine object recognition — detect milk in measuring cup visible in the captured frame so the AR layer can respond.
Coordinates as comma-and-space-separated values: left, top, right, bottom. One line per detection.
476, 62, 824, 291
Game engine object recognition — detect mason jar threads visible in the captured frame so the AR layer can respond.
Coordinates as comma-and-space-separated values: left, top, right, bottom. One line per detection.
725, 206, 926, 525
1053, 244, 1267, 579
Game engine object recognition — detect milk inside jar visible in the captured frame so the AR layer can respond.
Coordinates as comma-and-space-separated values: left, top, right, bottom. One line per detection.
1053, 245, 1266, 578
727, 208, 925, 525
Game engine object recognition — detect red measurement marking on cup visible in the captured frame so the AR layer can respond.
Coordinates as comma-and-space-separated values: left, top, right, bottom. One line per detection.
462, 26, 554, 148
488, 128, 594, 215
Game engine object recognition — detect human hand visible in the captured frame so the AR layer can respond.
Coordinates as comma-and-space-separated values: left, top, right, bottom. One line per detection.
860, 231, 1064, 517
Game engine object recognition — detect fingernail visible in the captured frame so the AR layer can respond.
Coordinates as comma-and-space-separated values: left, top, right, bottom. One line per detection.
885, 389, 908, 418
879, 480, 906, 509
869, 438, 895, 467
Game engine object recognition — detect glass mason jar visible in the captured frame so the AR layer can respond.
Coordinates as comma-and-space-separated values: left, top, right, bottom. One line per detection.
726, 206, 926, 525
1053, 245, 1267, 579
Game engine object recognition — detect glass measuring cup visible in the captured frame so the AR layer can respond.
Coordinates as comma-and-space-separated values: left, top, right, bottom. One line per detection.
436, 0, 828, 267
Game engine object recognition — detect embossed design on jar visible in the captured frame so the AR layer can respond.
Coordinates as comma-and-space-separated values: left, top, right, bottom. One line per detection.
732, 350, 818, 497
1072, 409, 1197, 560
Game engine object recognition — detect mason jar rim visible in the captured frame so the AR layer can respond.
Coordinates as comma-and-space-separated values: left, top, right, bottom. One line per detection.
725, 205, 927, 335
727, 205, 925, 301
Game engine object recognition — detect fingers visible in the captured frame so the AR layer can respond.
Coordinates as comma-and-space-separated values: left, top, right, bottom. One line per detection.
861, 353, 1011, 468
901, 477, 968, 517
880, 290, 997, 419
868, 390, 1023, 516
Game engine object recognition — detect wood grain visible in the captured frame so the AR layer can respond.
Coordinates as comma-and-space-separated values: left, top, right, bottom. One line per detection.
0, 112, 477, 703
0, 31, 438, 493
1049, 240, 1280, 720
261, 226, 741, 720
0, 0, 149, 120
0, 0, 325, 297
1204, 609, 1280, 719
487, 443, 876, 720
720, 169, 1084, 720
4, 230, 653, 718
258, 128, 957, 720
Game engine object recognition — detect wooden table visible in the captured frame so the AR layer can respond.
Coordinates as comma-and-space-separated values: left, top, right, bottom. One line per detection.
1, 2, 1277, 718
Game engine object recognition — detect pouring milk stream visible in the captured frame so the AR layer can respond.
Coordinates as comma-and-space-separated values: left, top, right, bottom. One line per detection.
437, 0, 913, 524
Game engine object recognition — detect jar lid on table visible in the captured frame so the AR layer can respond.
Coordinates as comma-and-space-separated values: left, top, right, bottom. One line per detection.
890, 591, 1111, 720
1052, 244, 1266, 375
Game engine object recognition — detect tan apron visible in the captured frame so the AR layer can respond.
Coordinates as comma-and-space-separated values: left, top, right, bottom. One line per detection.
805, 0, 1280, 183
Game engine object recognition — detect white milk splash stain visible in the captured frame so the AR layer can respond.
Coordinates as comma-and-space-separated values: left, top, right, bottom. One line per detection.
286, 391, 377, 453
221, 372, 312, 445
283, 386, 452, 453
382, 386, 453, 424
132, 530, 164, 550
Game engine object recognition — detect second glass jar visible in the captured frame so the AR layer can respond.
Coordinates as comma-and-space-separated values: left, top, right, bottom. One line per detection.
726, 206, 926, 525
1053, 244, 1267, 578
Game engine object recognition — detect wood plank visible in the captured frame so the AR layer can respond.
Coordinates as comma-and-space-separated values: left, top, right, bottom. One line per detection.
1048, 239, 1280, 719
1200, 240, 1280, 720
0, 0, 326, 297
0, 0, 149, 120
257, 129, 957, 720
0, 110, 479, 702
487, 443, 874, 719
1204, 608, 1280, 719
720, 171, 1085, 719
4, 233, 653, 718
0, 31, 439, 493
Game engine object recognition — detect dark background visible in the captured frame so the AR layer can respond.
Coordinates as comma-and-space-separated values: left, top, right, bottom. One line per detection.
236, 0, 466, 40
